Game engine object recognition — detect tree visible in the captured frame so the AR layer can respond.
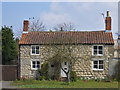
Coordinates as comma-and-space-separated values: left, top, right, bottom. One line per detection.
2, 26, 18, 65
29, 19, 46, 31
54, 22, 76, 31
43, 23, 91, 83
46, 39, 90, 83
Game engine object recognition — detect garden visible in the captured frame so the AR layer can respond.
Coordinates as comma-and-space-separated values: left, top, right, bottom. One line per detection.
12, 78, 118, 88
11, 63, 119, 88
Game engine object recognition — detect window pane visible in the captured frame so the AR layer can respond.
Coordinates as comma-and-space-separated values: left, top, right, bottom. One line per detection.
94, 61, 98, 64
51, 65, 54, 67
36, 46, 39, 49
32, 49, 35, 54
37, 65, 40, 68
32, 65, 35, 68
94, 46, 97, 49
94, 65, 98, 69
36, 49, 39, 54
99, 65, 103, 69
99, 60, 103, 64
32, 46, 35, 49
32, 61, 35, 64
64, 62, 67, 65
64, 68, 67, 70
99, 51, 103, 54
94, 50, 97, 55
99, 46, 103, 50
37, 61, 40, 64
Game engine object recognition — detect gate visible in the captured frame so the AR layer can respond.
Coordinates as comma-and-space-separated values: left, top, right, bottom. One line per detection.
0, 65, 17, 81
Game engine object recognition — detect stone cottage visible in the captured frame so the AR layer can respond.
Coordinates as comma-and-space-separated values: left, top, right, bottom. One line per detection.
19, 11, 114, 79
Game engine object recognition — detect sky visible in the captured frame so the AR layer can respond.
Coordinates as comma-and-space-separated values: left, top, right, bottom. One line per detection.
1, 1, 119, 39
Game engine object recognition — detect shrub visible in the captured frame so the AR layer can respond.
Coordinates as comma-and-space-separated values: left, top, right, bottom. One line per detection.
95, 78, 100, 82
51, 75, 57, 80
39, 76, 46, 81
36, 63, 49, 80
70, 71, 77, 82
20, 77, 27, 81
82, 76, 85, 81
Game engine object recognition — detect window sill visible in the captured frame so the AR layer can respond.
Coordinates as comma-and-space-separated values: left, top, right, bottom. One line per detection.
31, 68, 40, 70
93, 69, 104, 71
92, 55, 104, 56
31, 54, 40, 55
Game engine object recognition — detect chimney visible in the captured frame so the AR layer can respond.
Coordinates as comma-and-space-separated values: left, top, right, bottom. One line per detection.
105, 11, 111, 31
23, 20, 29, 33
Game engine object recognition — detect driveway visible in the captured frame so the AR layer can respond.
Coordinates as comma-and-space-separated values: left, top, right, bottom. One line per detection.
0, 81, 17, 89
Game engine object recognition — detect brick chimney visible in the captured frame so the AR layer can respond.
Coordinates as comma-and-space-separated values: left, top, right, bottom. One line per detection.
23, 20, 29, 33
105, 11, 111, 31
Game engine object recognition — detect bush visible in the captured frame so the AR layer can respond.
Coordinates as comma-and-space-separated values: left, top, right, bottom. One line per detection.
70, 71, 77, 82
95, 78, 100, 82
36, 63, 49, 80
20, 77, 27, 81
39, 76, 45, 81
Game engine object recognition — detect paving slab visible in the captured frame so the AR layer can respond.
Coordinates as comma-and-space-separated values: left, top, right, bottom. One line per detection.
0, 81, 17, 89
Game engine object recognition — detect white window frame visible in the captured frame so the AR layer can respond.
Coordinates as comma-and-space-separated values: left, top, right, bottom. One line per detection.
31, 60, 41, 70
92, 59, 104, 71
31, 45, 40, 55
92, 45, 104, 56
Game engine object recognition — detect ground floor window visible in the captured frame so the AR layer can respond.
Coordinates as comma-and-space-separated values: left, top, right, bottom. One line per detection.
92, 60, 104, 70
31, 60, 40, 70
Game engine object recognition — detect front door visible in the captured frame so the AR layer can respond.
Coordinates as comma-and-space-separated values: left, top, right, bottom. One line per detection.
61, 61, 68, 77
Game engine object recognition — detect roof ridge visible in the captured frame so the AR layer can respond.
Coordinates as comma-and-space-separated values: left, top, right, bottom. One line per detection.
29, 31, 106, 33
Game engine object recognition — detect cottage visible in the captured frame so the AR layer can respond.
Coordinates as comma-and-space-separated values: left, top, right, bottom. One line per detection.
19, 11, 114, 79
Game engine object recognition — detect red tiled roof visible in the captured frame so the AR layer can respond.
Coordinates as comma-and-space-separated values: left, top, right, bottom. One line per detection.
19, 31, 114, 45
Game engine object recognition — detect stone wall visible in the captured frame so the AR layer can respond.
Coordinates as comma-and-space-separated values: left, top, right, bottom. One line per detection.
19, 44, 114, 79
72, 45, 113, 79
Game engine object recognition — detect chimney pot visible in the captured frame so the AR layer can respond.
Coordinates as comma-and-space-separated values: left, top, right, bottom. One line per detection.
107, 11, 110, 17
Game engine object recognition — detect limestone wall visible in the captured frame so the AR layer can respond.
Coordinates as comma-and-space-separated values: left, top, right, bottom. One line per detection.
19, 44, 114, 79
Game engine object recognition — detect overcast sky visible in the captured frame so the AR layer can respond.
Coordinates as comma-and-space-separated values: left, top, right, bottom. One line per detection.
1, 1, 118, 39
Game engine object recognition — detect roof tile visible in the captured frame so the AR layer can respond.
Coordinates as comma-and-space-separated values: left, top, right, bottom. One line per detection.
19, 31, 114, 45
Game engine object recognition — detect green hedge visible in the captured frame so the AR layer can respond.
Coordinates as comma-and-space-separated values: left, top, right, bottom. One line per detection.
70, 71, 77, 82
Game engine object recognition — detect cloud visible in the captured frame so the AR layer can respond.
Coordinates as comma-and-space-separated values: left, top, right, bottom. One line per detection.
39, 2, 118, 38
40, 12, 72, 29
40, 2, 95, 29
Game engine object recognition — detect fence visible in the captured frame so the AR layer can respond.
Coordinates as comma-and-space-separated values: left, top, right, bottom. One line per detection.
0, 65, 17, 81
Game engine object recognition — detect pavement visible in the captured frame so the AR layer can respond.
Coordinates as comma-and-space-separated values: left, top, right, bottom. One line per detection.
0, 81, 17, 89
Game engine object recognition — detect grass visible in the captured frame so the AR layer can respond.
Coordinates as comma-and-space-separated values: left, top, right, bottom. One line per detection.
11, 79, 118, 88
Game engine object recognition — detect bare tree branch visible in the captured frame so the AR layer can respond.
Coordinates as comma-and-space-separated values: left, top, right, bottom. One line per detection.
54, 22, 76, 31
29, 19, 46, 31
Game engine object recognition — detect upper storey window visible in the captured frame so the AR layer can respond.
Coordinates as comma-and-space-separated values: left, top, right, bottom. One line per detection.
93, 45, 104, 56
31, 45, 40, 55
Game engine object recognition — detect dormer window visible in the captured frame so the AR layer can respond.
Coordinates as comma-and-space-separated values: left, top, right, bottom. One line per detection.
93, 45, 104, 56
31, 45, 40, 55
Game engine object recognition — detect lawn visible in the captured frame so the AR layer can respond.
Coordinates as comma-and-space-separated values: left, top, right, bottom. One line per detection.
11, 79, 118, 88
